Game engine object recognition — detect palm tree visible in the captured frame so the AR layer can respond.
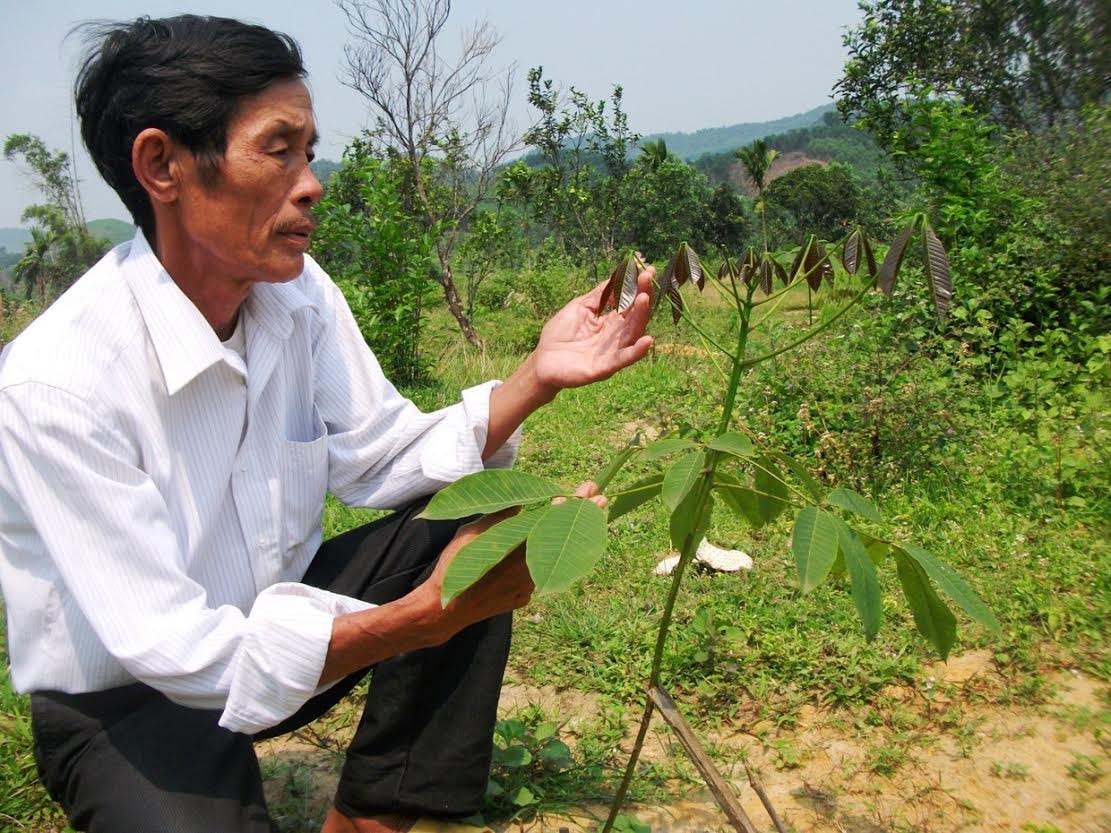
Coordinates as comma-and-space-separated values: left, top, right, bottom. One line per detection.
13, 226, 53, 306
734, 138, 780, 195
735, 139, 780, 252
638, 138, 671, 172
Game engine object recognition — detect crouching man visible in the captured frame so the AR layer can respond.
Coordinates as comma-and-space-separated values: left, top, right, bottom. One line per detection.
0, 15, 653, 833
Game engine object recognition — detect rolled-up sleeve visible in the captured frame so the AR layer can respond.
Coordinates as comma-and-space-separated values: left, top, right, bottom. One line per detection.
0, 384, 371, 733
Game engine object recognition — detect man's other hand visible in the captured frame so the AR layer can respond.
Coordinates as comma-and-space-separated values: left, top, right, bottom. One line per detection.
424, 481, 608, 639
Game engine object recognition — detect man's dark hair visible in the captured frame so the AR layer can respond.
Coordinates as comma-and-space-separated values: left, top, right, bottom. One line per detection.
75, 15, 306, 238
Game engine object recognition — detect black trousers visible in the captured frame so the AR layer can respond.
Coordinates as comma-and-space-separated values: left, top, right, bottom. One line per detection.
29, 500, 511, 833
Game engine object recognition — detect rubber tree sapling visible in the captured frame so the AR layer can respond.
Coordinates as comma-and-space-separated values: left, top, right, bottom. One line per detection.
419, 214, 990, 831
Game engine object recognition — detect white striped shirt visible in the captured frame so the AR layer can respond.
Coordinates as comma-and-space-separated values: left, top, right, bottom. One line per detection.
0, 230, 518, 734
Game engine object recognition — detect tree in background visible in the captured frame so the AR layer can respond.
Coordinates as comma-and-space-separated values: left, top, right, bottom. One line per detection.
616, 154, 711, 262
3, 134, 107, 305
336, 0, 519, 349
836, 0, 1111, 150
637, 138, 671, 172
310, 138, 435, 385
763, 162, 866, 244
734, 138, 780, 251
518, 67, 638, 279
696, 183, 749, 255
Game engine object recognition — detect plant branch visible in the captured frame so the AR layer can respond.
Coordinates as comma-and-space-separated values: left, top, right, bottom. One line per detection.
672, 304, 737, 361
740, 277, 877, 370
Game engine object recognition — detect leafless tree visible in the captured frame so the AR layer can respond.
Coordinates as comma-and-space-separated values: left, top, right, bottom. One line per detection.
336, 0, 520, 349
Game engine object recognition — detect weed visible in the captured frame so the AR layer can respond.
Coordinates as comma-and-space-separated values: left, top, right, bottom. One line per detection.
1066, 753, 1105, 784
989, 760, 1031, 780
866, 738, 909, 776
262, 759, 325, 833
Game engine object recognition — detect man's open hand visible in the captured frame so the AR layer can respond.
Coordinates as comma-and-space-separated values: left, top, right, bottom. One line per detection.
530, 267, 655, 391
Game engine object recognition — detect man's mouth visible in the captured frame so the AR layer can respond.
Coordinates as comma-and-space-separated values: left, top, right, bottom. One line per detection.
278, 222, 316, 247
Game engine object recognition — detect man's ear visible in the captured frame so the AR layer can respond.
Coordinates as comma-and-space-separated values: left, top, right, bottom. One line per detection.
131, 128, 180, 206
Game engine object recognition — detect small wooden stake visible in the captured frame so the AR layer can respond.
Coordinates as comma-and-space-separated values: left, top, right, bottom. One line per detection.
647, 685, 762, 833
743, 761, 788, 833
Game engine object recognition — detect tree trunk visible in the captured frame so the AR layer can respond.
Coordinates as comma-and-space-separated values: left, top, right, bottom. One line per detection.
435, 254, 484, 350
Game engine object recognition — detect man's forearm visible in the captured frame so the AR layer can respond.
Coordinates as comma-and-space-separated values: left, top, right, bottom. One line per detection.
483, 352, 558, 459
319, 586, 448, 686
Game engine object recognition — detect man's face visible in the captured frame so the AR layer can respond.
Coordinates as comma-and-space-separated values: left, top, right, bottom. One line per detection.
174, 77, 322, 285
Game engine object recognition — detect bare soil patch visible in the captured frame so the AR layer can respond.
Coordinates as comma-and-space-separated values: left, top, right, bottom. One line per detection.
257, 657, 1109, 832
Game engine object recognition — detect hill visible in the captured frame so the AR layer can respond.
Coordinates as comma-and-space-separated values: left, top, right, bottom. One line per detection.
0, 217, 134, 258
516, 102, 837, 170
693, 110, 892, 190
637, 103, 836, 160
0, 228, 29, 254
87, 218, 134, 246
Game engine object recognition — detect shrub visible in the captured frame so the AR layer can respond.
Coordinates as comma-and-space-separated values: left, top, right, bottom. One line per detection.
311, 140, 435, 385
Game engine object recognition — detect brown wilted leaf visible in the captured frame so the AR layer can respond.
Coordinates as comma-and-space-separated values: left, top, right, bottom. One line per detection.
922, 225, 952, 322
877, 224, 914, 295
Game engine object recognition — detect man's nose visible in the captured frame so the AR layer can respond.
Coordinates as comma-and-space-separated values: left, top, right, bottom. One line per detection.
294, 163, 323, 208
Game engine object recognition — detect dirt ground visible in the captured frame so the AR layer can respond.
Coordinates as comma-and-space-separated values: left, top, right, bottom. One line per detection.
258, 651, 1109, 833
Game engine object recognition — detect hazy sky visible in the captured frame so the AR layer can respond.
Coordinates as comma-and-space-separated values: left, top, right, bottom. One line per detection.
0, 1, 864, 227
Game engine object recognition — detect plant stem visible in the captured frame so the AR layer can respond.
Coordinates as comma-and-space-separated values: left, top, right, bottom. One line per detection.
673, 305, 737, 361
595, 438, 645, 492
739, 277, 876, 370
604, 290, 755, 833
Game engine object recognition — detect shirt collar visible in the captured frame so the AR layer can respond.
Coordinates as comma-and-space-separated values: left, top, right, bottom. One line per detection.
121, 228, 313, 396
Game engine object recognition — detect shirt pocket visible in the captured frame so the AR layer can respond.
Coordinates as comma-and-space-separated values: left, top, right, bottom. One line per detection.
279, 407, 329, 566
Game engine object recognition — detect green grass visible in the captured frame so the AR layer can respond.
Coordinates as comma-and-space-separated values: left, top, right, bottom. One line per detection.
1, 279, 1107, 830
0, 622, 67, 832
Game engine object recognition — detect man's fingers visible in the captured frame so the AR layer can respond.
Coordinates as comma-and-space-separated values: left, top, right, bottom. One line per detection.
617, 335, 655, 370
619, 289, 653, 346
573, 480, 598, 498
553, 481, 607, 508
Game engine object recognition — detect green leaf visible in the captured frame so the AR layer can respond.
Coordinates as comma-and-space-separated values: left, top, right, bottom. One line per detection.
898, 544, 1000, 632
496, 745, 531, 767
421, 470, 566, 519
661, 450, 706, 511
773, 451, 824, 501
863, 536, 890, 566
670, 488, 712, 554
830, 516, 882, 639
534, 721, 558, 741
526, 498, 608, 596
753, 456, 789, 524
792, 507, 840, 593
607, 474, 664, 521
594, 432, 646, 492
826, 487, 883, 523
707, 431, 755, 459
511, 785, 536, 806
539, 739, 573, 770
895, 551, 957, 660
713, 472, 765, 528
642, 436, 698, 461
441, 509, 548, 606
